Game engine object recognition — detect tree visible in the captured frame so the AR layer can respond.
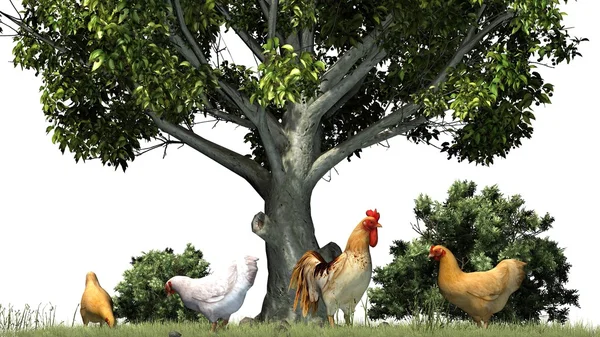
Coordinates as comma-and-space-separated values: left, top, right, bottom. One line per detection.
368, 180, 579, 324
113, 243, 210, 323
0, 0, 586, 321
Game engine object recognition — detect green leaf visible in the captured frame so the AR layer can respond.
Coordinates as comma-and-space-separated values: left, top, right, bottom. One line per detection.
92, 59, 104, 72
89, 49, 104, 61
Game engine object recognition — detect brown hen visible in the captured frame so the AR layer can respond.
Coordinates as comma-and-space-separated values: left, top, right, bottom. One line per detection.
429, 245, 526, 328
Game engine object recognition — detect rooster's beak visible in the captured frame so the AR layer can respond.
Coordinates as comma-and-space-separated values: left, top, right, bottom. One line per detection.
376, 223, 382, 228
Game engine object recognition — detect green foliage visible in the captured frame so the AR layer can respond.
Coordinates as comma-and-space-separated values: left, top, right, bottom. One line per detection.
5, 0, 586, 172
368, 180, 579, 324
248, 37, 325, 108
11, 0, 220, 171
112, 243, 210, 323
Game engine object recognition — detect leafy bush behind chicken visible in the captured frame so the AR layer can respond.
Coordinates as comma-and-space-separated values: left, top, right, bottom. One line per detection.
112, 243, 210, 323
368, 180, 579, 324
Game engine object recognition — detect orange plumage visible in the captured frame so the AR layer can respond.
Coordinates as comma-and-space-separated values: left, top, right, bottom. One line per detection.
429, 245, 526, 328
80, 271, 116, 327
289, 209, 382, 327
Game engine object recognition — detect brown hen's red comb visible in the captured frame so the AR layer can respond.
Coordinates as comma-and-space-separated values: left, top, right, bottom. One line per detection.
366, 209, 380, 221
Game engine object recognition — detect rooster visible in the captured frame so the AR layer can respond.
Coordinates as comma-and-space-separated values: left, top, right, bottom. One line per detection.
428, 245, 527, 328
80, 271, 116, 327
289, 209, 382, 327
165, 256, 259, 332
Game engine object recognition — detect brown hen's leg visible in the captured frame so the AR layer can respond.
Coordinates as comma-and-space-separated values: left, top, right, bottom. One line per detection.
210, 322, 218, 332
343, 311, 352, 326
327, 315, 335, 327
483, 321, 489, 329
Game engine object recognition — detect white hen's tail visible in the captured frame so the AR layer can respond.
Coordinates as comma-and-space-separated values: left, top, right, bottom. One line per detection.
241, 256, 259, 286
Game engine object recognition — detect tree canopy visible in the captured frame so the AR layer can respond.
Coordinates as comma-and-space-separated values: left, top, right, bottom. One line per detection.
0, 0, 586, 176
113, 243, 210, 323
368, 180, 579, 324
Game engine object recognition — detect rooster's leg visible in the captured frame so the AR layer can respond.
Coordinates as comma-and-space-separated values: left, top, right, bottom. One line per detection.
210, 322, 218, 332
341, 307, 354, 326
343, 312, 352, 326
327, 315, 335, 327
220, 319, 229, 328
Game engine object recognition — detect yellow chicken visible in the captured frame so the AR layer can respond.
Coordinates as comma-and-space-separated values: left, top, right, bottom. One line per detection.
429, 245, 526, 328
80, 271, 116, 327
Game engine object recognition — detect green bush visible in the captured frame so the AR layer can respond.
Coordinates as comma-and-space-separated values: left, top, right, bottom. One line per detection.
368, 180, 579, 324
112, 243, 210, 323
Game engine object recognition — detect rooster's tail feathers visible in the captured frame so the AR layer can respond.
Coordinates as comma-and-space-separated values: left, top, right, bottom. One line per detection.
289, 250, 326, 317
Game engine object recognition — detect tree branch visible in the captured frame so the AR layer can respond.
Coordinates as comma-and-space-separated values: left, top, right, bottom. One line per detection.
257, 0, 269, 19
0, 11, 67, 54
218, 82, 288, 153
168, 33, 202, 67
285, 32, 301, 52
319, 14, 393, 93
430, 10, 514, 88
465, 4, 487, 44
198, 95, 256, 130
170, 0, 208, 64
360, 116, 428, 148
322, 73, 367, 120
216, 5, 266, 63
300, 27, 314, 53
145, 110, 271, 198
307, 46, 387, 120
267, 0, 279, 40
258, 106, 285, 179
306, 103, 421, 188
169, 0, 288, 153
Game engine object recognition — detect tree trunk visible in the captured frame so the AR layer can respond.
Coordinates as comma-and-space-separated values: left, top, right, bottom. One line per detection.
251, 178, 341, 322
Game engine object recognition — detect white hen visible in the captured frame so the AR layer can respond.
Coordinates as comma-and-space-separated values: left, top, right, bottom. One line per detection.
165, 256, 259, 332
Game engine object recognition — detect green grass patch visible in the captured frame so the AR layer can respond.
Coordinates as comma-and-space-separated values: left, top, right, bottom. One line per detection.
0, 303, 58, 331
1, 303, 597, 337
5, 321, 599, 337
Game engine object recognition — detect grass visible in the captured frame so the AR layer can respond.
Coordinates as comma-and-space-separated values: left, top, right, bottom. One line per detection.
0, 303, 57, 332
5, 321, 600, 337
1, 304, 598, 337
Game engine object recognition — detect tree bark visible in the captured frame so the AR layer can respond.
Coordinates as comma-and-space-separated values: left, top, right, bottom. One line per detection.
251, 178, 341, 322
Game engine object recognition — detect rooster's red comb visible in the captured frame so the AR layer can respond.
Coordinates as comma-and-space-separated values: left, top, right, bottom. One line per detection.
366, 209, 380, 221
